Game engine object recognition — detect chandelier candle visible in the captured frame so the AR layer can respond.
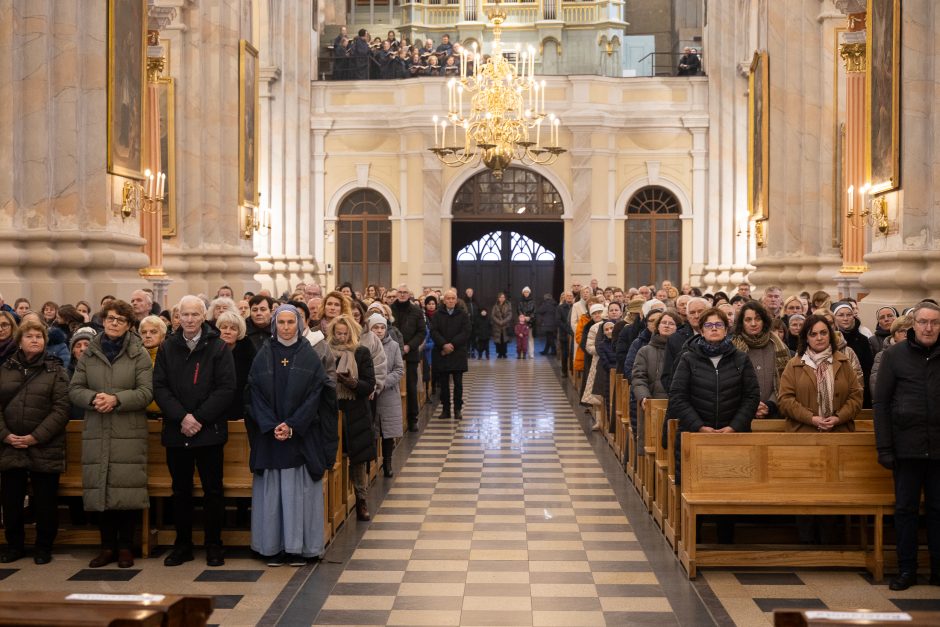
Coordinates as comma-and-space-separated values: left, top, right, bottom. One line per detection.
428, 1, 565, 179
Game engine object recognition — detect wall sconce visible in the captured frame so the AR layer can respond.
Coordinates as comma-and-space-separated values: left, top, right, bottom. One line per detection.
241, 205, 272, 239
874, 195, 889, 235
855, 182, 889, 234
121, 181, 142, 220
754, 221, 766, 248
846, 184, 855, 219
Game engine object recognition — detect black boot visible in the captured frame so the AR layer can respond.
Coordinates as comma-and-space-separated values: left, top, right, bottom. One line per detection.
382, 438, 394, 477
407, 418, 418, 433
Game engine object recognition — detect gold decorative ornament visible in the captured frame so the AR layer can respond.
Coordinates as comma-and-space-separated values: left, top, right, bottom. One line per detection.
754, 221, 766, 248
121, 180, 142, 220
839, 42, 866, 73
852, 183, 890, 234
428, 1, 566, 179
241, 205, 271, 240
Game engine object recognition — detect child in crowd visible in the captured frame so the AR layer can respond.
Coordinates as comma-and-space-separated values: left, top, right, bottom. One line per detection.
514, 313, 530, 359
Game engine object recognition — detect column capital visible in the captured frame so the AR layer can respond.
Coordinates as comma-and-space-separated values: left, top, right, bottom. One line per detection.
839, 42, 866, 73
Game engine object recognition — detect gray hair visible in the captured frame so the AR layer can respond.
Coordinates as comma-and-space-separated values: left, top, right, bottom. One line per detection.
138, 315, 167, 337
177, 294, 207, 315
208, 297, 237, 321
911, 301, 940, 320
687, 296, 709, 310
215, 310, 247, 340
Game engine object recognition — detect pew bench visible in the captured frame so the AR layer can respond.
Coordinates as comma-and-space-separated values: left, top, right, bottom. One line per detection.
677, 431, 893, 580
0, 591, 212, 627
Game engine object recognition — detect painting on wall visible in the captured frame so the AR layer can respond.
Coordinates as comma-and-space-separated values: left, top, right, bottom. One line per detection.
866, 0, 900, 192
239, 40, 260, 207
748, 50, 769, 221
156, 78, 177, 237
107, 0, 147, 179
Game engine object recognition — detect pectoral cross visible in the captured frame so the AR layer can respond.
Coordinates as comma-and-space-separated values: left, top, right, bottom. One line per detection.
281, 358, 290, 367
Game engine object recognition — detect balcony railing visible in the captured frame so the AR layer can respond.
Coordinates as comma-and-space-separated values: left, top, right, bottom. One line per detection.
386, 0, 622, 27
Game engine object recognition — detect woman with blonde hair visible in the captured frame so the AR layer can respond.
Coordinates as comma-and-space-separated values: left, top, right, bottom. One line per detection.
138, 315, 168, 418
327, 315, 376, 521
318, 291, 352, 335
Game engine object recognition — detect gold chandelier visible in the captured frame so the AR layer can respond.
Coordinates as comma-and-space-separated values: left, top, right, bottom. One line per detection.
429, 3, 565, 179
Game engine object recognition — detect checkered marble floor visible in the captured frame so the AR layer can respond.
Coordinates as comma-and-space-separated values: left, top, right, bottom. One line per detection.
313, 357, 685, 627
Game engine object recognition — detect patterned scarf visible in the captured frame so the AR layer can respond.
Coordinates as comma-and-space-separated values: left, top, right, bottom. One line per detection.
732, 329, 792, 394
803, 347, 834, 418
329, 338, 359, 401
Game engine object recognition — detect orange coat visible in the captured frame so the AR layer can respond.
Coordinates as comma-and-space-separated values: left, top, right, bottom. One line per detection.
777, 352, 862, 432
573, 314, 590, 372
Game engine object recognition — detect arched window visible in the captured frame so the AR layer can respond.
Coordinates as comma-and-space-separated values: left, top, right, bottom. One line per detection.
625, 186, 681, 288
456, 231, 556, 262
337, 189, 391, 291
452, 167, 563, 219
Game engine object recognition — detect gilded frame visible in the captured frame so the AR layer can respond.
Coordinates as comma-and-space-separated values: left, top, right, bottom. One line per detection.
239, 40, 260, 208
107, 0, 147, 179
748, 50, 769, 221
155, 78, 177, 237
865, 0, 900, 193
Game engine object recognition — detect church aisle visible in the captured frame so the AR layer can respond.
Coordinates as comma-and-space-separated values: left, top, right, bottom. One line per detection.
309, 356, 714, 626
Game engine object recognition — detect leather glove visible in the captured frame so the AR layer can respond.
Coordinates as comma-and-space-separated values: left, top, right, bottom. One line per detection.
877, 452, 895, 470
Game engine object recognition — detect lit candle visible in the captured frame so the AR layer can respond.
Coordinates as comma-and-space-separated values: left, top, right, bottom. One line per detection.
441, 120, 447, 147
433, 115, 439, 146
847, 185, 854, 214
536, 119, 541, 148
458, 85, 464, 117
464, 121, 470, 151
540, 79, 546, 113
553, 117, 560, 146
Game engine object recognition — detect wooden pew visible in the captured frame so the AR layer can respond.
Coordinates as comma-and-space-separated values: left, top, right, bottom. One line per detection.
651, 404, 671, 529
751, 419, 874, 432
612, 373, 627, 464
677, 431, 893, 580
0, 592, 212, 627
621, 378, 635, 482
637, 399, 667, 511
662, 418, 680, 551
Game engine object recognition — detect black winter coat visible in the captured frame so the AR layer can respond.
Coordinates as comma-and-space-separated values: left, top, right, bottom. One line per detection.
536, 298, 558, 336
841, 319, 874, 408
245, 318, 270, 353
669, 336, 760, 434
391, 300, 426, 363
472, 313, 492, 342
615, 317, 643, 374
660, 323, 694, 391
0, 352, 70, 473
224, 337, 256, 422
873, 330, 940, 460
247, 339, 338, 481
517, 296, 536, 327
556, 303, 572, 339
338, 346, 377, 464
430, 306, 471, 373
153, 324, 237, 448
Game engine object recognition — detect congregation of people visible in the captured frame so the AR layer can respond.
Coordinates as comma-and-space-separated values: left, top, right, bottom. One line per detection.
562, 279, 940, 591
0, 277, 937, 592
330, 27, 472, 80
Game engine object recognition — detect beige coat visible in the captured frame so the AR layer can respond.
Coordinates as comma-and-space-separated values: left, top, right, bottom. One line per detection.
777, 352, 862, 433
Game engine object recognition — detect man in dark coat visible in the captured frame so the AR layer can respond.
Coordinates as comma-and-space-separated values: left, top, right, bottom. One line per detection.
153, 295, 236, 568
351, 28, 371, 79
536, 293, 558, 355
660, 296, 707, 393
430, 289, 471, 419
245, 294, 274, 352
463, 288, 480, 358
874, 301, 940, 591
391, 285, 425, 432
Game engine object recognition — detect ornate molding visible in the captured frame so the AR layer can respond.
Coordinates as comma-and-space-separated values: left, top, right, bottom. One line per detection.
839, 42, 866, 73
833, 0, 866, 15
147, 3, 178, 31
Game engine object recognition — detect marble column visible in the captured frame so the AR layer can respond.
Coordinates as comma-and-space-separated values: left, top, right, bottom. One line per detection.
746, 0, 843, 294
161, 0, 260, 302
835, 27, 867, 296
252, 0, 318, 296
859, 0, 940, 318
0, 1, 152, 304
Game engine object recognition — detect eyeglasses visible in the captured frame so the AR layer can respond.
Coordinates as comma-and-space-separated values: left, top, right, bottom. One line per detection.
701, 322, 726, 330
914, 319, 940, 328
0, 323, 11, 329
105, 315, 128, 324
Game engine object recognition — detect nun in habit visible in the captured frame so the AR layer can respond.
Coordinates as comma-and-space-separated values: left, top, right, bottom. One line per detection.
247, 304, 337, 565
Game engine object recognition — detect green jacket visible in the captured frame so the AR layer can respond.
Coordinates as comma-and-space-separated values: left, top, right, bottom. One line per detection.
0, 352, 71, 473
68, 333, 153, 512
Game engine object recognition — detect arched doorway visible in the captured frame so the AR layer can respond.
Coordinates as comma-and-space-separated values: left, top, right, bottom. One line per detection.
624, 185, 681, 287
451, 167, 564, 311
336, 189, 391, 290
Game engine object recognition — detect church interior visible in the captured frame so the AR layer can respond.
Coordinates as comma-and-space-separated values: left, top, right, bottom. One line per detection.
0, 0, 939, 625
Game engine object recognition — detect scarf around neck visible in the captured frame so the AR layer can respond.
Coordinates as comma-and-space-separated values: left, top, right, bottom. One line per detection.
803, 347, 834, 419
329, 337, 359, 400
733, 329, 791, 393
